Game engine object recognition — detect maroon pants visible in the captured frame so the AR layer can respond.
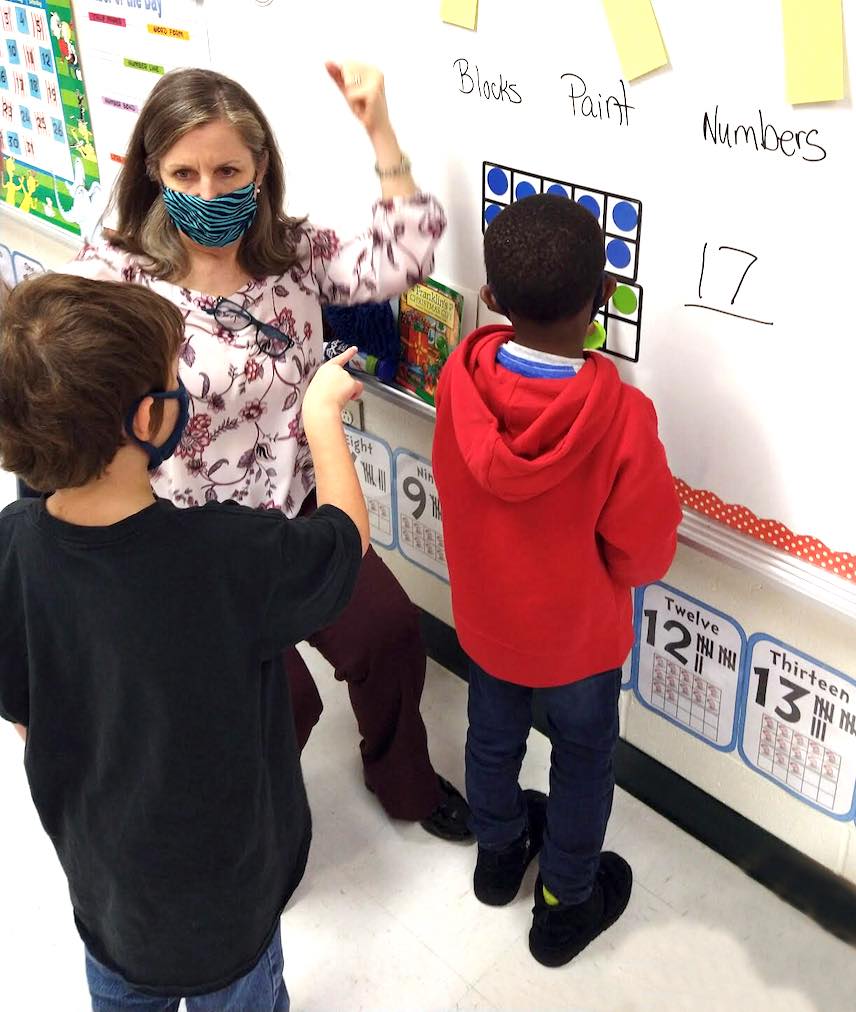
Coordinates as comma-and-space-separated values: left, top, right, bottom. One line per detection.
285, 541, 443, 821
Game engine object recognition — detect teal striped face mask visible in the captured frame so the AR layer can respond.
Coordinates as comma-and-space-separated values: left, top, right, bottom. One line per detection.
162, 181, 258, 248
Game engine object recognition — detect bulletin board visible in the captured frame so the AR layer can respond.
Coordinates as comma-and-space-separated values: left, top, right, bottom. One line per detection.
203, 0, 855, 587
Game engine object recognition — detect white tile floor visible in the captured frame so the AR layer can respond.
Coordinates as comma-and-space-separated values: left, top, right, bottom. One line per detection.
1, 649, 853, 1011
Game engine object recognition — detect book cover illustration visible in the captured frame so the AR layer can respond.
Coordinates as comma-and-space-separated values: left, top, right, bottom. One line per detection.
397, 278, 464, 406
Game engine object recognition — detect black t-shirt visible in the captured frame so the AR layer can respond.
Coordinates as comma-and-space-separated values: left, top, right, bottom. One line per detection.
0, 496, 361, 995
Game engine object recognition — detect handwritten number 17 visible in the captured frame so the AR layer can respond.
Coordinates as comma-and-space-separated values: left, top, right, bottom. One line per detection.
698, 244, 759, 304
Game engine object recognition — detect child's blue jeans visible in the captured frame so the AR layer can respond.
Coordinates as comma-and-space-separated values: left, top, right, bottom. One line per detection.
85, 924, 289, 1011
466, 661, 622, 905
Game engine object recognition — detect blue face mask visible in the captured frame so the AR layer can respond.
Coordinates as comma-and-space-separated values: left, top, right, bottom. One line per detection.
162, 181, 258, 248
125, 379, 191, 470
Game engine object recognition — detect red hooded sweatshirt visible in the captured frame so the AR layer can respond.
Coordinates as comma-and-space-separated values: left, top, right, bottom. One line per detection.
433, 325, 682, 687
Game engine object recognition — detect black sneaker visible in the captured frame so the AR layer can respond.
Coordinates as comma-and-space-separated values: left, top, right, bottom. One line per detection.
528, 852, 633, 967
420, 776, 473, 842
473, 790, 547, 906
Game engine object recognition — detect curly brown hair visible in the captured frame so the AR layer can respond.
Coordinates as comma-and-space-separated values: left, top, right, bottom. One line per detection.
105, 68, 305, 281
0, 275, 184, 491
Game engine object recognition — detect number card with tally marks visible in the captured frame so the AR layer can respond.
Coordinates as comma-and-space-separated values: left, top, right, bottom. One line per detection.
393, 449, 448, 582
739, 637, 856, 820
633, 582, 746, 751
345, 428, 395, 551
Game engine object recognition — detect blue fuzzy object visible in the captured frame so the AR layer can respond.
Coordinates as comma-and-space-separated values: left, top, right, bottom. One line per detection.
322, 302, 400, 360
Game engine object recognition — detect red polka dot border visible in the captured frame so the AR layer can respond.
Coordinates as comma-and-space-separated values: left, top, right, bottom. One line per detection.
676, 479, 855, 582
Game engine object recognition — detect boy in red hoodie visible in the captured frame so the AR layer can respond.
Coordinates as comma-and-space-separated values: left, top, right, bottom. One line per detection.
433, 194, 681, 967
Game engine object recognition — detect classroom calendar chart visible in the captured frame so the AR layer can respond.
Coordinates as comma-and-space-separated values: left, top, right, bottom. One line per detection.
633, 583, 746, 751
739, 637, 856, 820
393, 450, 448, 581
1, 0, 100, 237
345, 428, 395, 550
72, 0, 210, 192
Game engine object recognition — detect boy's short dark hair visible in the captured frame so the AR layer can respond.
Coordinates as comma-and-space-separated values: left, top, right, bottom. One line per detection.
484, 193, 606, 323
0, 274, 184, 491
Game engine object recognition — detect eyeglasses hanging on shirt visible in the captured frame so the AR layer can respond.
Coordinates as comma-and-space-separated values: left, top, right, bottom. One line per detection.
202, 298, 294, 359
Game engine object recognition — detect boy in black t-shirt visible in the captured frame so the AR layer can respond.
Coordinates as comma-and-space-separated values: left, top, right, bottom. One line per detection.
0, 275, 369, 1009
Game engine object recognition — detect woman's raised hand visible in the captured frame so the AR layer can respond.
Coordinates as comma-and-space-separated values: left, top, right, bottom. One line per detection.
325, 62, 391, 139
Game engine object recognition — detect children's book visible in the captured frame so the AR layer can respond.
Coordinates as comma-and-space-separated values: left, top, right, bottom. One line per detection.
397, 279, 464, 405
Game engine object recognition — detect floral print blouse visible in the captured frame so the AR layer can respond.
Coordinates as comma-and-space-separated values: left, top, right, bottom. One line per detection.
67, 194, 446, 516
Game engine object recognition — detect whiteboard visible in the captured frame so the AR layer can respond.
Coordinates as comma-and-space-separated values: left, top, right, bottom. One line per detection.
205, 0, 853, 570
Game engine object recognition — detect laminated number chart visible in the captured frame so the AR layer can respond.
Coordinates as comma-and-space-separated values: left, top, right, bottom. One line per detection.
739, 636, 856, 819
0, 0, 100, 236
633, 583, 746, 750
345, 429, 395, 550
393, 450, 447, 581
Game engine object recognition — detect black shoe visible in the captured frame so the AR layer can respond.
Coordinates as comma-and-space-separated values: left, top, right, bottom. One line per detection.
473, 789, 547, 907
528, 852, 633, 967
420, 776, 473, 842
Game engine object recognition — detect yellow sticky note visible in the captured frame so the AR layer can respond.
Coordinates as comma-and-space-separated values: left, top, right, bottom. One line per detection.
781, 0, 845, 104
441, 0, 478, 31
602, 0, 669, 81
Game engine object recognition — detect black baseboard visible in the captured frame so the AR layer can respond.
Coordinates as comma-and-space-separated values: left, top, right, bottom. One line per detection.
418, 608, 856, 946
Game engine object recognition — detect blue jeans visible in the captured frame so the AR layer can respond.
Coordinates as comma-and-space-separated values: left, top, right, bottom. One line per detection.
466, 662, 622, 905
85, 925, 289, 1011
